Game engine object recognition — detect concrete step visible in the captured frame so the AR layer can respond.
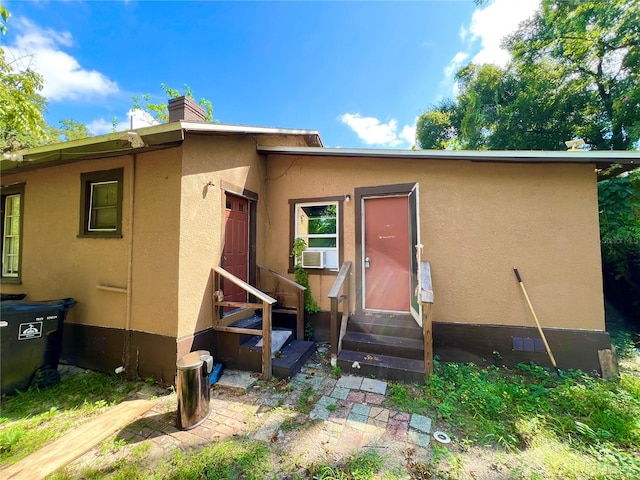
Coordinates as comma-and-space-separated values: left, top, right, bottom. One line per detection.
337, 349, 425, 384
342, 331, 424, 360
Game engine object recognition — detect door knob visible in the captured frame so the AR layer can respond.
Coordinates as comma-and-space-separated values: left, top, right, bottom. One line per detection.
365, 257, 371, 268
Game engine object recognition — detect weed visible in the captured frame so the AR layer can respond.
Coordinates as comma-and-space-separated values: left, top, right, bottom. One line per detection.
162, 436, 269, 480
304, 321, 314, 341
327, 403, 337, 412
280, 417, 302, 432
99, 437, 128, 454
295, 384, 317, 414
331, 365, 342, 379
310, 449, 384, 480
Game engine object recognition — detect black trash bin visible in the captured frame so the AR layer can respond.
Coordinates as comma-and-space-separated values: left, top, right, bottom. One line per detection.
176, 350, 213, 430
0, 298, 77, 395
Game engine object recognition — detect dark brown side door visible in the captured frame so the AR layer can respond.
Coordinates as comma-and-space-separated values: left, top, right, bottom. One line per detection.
223, 193, 249, 304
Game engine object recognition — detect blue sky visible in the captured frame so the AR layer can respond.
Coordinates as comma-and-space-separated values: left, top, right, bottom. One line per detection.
2, 0, 539, 148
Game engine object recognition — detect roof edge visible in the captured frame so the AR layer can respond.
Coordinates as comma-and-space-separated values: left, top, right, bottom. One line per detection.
257, 145, 639, 166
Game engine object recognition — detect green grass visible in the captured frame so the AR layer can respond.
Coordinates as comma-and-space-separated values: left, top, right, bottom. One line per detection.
310, 449, 386, 480
162, 437, 269, 480
0, 371, 142, 466
295, 384, 318, 414
387, 358, 640, 478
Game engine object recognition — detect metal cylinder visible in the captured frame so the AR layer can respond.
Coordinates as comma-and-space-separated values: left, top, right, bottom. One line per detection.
176, 350, 213, 430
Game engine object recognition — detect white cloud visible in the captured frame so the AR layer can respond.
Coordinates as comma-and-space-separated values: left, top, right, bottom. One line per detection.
88, 109, 160, 135
339, 113, 415, 148
444, 51, 469, 79
3, 17, 118, 101
468, 0, 539, 67
400, 123, 416, 146
440, 0, 539, 97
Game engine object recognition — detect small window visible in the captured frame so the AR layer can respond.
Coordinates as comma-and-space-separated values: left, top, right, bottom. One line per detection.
1, 183, 24, 281
80, 169, 123, 237
294, 202, 339, 270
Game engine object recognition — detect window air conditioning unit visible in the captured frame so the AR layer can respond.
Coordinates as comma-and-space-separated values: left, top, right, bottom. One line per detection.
301, 251, 324, 268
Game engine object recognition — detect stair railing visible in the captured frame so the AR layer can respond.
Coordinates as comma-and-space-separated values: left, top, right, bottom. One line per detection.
420, 261, 434, 379
256, 264, 306, 339
212, 266, 277, 379
327, 261, 352, 367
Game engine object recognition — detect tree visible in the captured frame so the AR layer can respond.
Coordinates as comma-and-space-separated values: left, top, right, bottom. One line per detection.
132, 84, 214, 123
417, 0, 639, 151
506, 0, 640, 151
0, 13, 49, 152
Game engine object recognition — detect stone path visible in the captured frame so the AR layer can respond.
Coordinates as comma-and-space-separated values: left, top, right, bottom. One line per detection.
64, 367, 437, 476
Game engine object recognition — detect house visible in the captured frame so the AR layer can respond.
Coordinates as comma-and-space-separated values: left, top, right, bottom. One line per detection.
2, 97, 637, 383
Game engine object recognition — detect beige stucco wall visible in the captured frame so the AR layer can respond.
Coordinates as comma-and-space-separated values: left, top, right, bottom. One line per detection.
1, 157, 131, 329
264, 155, 605, 331
130, 148, 182, 337
1, 149, 183, 338
176, 135, 267, 339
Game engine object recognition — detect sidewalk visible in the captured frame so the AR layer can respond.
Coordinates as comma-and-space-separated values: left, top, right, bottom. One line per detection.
66, 365, 438, 476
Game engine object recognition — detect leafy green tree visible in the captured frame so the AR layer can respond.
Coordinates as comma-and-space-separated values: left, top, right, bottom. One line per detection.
506, 0, 640, 151
598, 169, 640, 318
417, 0, 639, 151
1, 14, 49, 152
1, 4, 9, 35
47, 119, 92, 143
132, 84, 214, 123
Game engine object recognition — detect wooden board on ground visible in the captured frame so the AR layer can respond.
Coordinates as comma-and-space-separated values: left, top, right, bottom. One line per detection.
2, 398, 155, 480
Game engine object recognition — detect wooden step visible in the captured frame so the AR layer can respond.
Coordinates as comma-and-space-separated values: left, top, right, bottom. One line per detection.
240, 328, 294, 354
273, 340, 316, 379
337, 349, 425, 384
341, 331, 424, 360
348, 312, 422, 340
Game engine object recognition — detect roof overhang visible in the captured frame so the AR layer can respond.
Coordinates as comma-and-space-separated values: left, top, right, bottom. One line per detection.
257, 146, 639, 178
1, 122, 322, 174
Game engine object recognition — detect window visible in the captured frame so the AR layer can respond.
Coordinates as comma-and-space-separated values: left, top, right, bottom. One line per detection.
293, 200, 340, 271
79, 169, 123, 237
1, 183, 24, 281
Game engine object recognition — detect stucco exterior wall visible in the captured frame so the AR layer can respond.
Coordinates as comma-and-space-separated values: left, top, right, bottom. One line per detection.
177, 135, 267, 339
130, 148, 182, 337
1, 150, 183, 338
264, 155, 605, 331
1, 157, 131, 330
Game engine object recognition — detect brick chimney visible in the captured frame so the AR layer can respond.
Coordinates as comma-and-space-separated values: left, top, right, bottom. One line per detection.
168, 96, 206, 123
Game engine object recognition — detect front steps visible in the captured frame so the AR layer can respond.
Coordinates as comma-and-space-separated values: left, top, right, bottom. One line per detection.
337, 312, 426, 383
216, 312, 315, 379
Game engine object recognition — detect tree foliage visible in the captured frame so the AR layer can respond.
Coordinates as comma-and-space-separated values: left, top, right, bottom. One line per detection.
417, 0, 640, 151
598, 169, 640, 318
0, 4, 91, 151
132, 84, 214, 123
0, 45, 49, 152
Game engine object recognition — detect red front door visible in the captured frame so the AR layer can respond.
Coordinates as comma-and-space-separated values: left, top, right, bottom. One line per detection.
223, 194, 249, 304
364, 196, 411, 312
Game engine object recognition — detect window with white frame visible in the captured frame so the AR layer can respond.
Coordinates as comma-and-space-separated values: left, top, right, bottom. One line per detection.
79, 169, 123, 237
294, 202, 339, 270
1, 184, 24, 280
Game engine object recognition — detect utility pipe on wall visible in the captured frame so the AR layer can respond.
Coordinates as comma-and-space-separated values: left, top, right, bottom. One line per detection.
123, 153, 136, 371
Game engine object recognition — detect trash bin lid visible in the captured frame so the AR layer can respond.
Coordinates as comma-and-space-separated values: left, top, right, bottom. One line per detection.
177, 351, 204, 370
0, 298, 76, 313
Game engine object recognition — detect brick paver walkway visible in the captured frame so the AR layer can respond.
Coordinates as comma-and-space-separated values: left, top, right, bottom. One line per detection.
64, 367, 436, 476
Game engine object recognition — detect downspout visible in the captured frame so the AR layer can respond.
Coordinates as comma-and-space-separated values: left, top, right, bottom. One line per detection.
123, 153, 136, 372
